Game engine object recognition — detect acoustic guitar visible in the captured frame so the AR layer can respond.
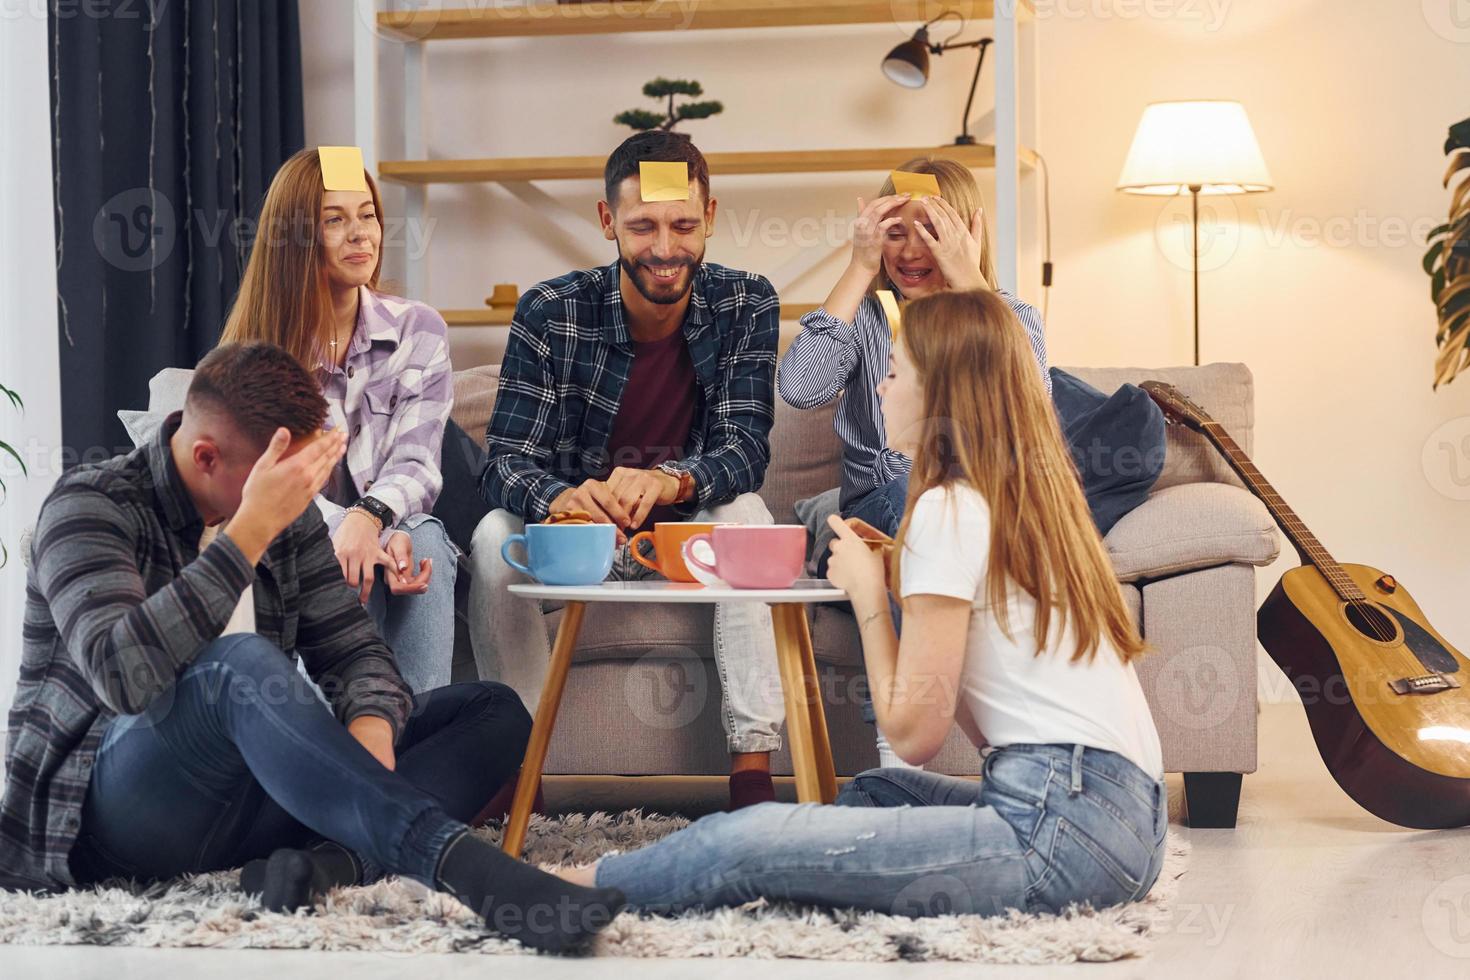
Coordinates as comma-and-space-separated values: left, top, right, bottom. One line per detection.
1142, 380, 1470, 828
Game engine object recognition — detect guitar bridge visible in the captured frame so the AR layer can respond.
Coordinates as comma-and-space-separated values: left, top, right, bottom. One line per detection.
1388, 674, 1460, 695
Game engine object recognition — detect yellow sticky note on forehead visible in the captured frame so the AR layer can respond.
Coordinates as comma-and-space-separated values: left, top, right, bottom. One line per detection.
876, 290, 903, 341
639, 161, 690, 202
319, 146, 369, 192
890, 169, 941, 199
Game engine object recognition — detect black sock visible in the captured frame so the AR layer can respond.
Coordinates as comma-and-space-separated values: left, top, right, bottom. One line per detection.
433, 830, 625, 956
729, 769, 777, 811
240, 842, 361, 913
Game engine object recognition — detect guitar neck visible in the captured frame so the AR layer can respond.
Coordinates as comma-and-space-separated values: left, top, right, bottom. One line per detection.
1199, 421, 1366, 602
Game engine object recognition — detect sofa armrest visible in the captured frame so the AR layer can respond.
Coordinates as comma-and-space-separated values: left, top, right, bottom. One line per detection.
1105, 482, 1279, 583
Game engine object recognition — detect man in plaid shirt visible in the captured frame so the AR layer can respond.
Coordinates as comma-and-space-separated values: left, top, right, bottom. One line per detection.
470, 132, 787, 810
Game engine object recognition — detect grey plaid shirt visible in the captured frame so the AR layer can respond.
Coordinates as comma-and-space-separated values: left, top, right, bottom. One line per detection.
2, 414, 413, 891
481, 261, 780, 522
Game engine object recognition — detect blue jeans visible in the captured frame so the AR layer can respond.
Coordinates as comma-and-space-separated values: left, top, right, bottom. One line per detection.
369, 514, 457, 694
815, 476, 909, 580
69, 634, 531, 886
595, 744, 1167, 917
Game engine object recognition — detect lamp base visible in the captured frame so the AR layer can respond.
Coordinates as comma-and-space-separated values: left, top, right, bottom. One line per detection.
952, 134, 977, 146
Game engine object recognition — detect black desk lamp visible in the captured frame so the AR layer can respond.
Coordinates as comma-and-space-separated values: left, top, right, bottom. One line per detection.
881, 11, 992, 146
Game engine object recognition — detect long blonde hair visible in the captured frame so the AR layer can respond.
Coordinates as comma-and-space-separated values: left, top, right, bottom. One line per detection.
220, 148, 384, 368
873, 156, 996, 296
890, 290, 1146, 664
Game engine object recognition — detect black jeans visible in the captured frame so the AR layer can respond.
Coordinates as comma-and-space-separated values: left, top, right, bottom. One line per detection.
70, 634, 531, 885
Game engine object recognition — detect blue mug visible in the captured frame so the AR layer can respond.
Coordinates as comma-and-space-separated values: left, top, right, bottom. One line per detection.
500, 523, 616, 586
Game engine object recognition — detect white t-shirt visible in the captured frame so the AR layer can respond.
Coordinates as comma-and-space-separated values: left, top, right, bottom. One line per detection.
900, 483, 1163, 778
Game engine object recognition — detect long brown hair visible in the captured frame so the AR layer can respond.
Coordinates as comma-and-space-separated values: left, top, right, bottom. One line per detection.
220, 148, 383, 369
890, 290, 1147, 664
872, 156, 996, 296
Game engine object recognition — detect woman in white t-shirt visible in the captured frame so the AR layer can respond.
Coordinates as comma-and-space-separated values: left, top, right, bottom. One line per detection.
555, 289, 1167, 918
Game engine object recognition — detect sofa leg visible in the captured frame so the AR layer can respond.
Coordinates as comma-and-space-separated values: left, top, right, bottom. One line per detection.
1182, 772, 1242, 828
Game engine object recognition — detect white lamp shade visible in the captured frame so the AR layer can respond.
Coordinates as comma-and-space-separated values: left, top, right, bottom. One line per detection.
1117, 100, 1273, 195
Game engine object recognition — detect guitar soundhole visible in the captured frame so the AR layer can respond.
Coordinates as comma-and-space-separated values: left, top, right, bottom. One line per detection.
1344, 601, 1400, 643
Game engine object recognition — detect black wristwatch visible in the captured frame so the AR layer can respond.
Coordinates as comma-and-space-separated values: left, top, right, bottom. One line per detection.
350, 495, 396, 530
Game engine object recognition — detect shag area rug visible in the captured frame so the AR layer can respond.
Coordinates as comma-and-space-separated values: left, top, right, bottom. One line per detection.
0, 811, 1188, 963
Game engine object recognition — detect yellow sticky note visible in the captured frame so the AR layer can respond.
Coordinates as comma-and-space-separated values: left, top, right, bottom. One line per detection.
877, 290, 903, 341
890, 169, 941, 200
639, 161, 690, 202
319, 146, 369, 192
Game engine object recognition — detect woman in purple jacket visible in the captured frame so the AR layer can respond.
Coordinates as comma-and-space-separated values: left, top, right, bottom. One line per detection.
221, 148, 456, 693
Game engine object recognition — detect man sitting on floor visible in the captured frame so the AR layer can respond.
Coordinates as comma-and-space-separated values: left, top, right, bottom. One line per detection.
469, 131, 786, 810
0, 342, 622, 954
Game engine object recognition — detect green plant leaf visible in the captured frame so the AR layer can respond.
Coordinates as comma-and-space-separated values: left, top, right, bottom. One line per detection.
1425, 239, 1446, 275
614, 109, 666, 131
642, 77, 703, 98
0, 383, 20, 411
673, 100, 723, 122
0, 438, 24, 478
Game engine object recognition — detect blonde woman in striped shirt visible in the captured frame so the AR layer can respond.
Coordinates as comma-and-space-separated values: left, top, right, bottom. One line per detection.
779, 156, 1050, 548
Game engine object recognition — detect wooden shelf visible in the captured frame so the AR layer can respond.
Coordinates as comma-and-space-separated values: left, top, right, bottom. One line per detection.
378, 1, 1032, 42
381, 144, 1034, 185
442, 302, 820, 326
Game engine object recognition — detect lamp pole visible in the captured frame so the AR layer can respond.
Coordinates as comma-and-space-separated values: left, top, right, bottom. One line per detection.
1189, 183, 1201, 366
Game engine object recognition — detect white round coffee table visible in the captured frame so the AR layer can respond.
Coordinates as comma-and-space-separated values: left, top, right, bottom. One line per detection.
500, 579, 849, 856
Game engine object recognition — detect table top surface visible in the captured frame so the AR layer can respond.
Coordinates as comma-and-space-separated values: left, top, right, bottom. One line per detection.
507, 579, 848, 604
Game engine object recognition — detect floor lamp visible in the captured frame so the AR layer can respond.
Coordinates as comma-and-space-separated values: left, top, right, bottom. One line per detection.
1117, 101, 1273, 365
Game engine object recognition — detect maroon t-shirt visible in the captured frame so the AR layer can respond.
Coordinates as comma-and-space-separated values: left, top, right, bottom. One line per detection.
603, 328, 698, 532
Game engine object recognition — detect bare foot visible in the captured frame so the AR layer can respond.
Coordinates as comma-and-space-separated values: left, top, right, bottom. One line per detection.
553, 862, 599, 888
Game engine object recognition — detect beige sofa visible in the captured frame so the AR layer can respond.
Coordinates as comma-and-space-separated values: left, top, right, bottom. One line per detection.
450, 362, 1280, 828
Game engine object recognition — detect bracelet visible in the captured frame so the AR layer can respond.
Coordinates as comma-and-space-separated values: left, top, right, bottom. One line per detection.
859, 608, 890, 632
346, 505, 384, 534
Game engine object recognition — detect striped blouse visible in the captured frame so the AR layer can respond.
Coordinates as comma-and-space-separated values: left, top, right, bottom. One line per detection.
777, 290, 1051, 509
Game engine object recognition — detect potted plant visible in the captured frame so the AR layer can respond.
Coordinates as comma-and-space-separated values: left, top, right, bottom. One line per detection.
1, 381, 22, 566
1427, 115, 1470, 389
614, 77, 723, 132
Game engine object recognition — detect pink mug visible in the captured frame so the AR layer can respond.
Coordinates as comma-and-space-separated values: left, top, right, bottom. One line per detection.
682, 525, 808, 590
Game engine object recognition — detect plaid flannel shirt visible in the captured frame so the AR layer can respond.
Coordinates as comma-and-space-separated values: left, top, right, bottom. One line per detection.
481, 261, 779, 522
1, 414, 413, 892
315, 287, 453, 535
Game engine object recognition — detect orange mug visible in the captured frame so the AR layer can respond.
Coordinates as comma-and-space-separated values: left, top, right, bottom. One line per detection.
629, 522, 721, 583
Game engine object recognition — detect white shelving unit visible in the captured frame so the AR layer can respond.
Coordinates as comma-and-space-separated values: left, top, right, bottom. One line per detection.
352, 0, 1039, 322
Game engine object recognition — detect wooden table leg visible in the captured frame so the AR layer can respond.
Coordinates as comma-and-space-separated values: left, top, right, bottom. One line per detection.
771, 603, 822, 803
502, 601, 586, 857
776, 605, 823, 805
791, 604, 838, 804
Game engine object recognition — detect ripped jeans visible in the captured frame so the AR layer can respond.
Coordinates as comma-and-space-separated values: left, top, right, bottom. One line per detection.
595, 744, 1167, 917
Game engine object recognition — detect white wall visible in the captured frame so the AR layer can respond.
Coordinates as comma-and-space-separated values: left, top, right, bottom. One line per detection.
0, 6, 65, 774
301, 0, 1470, 701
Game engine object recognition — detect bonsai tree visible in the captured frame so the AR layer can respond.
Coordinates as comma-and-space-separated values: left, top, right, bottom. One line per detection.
1, 381, 22, 566
614, 77, 723, 132
1428, 115, 1470, 389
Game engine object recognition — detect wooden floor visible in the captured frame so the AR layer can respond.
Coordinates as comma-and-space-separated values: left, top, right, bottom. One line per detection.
4, 703, 1469, 978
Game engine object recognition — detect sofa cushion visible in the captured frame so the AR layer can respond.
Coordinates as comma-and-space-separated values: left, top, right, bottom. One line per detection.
547, 601, 716, 666
761, 397, 842, 525
1104, 482, 1280, 582
1064, 363, 1254, 493
1051, 368, 1167, 536
451, 364, 500, 447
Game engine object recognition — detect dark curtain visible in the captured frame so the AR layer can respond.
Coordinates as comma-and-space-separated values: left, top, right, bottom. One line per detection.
49, 0, 303, 461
